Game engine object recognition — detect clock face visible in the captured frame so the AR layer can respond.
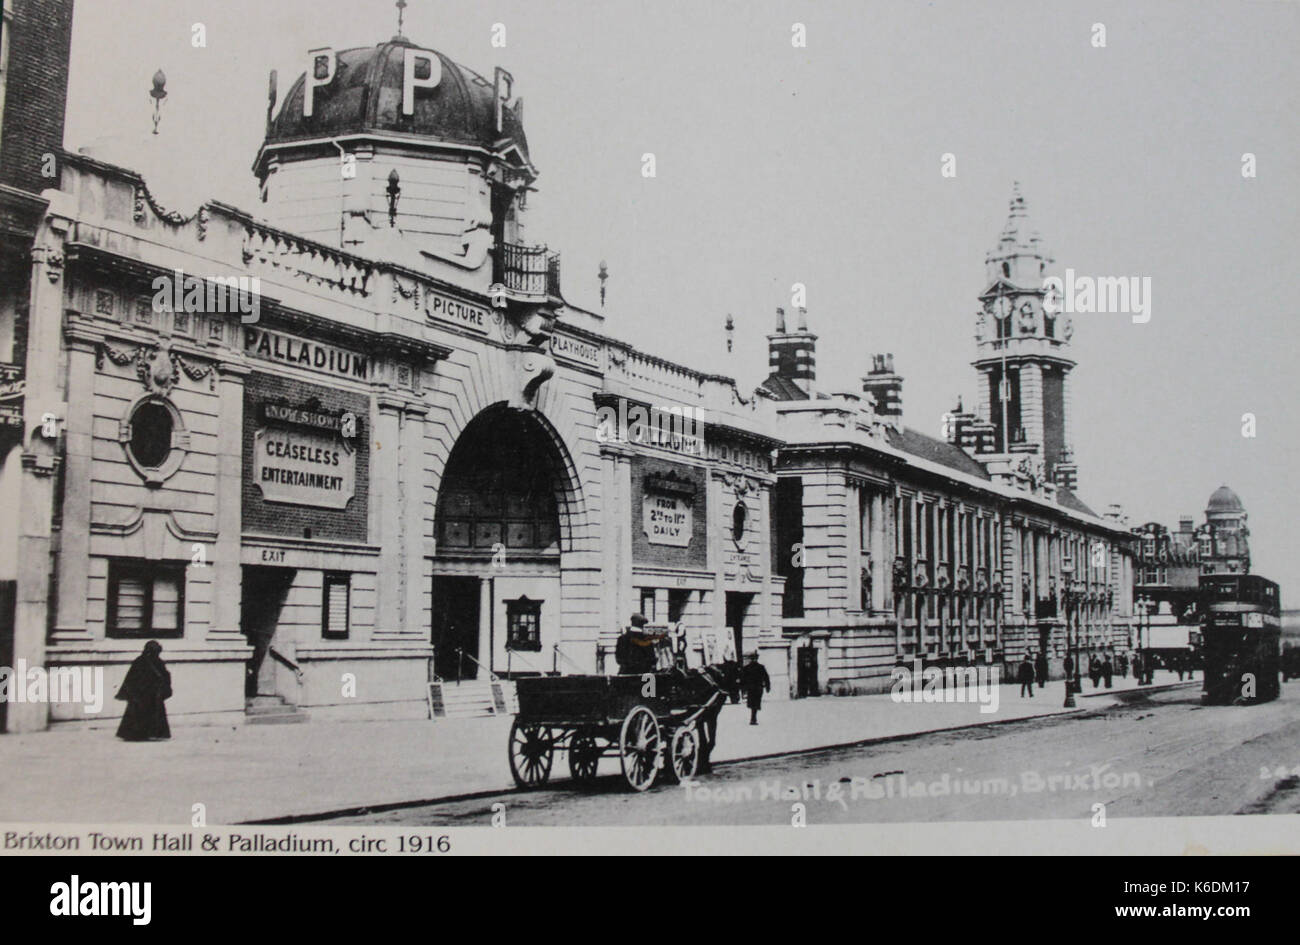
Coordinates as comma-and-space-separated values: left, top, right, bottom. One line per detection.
993, 297, 1013, 319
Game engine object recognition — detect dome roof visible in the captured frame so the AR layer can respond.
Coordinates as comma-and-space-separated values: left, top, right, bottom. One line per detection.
261, 37, 529, 166
1206, 485, 1245, 514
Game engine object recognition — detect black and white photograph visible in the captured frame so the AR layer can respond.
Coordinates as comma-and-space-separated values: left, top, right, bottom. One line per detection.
0, 0, 1297, 887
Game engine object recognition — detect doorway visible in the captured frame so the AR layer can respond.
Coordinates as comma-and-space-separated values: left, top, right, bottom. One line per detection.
240, 566, 296, 699
432, 576, 482, 681
725, 591, 753, 661
797, 645, 819, 698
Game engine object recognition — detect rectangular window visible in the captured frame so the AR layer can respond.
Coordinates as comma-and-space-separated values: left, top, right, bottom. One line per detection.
639, 588, 656, 623
107, 560, 185, 638
506, 596, 542, 651
322, 572, 350, 640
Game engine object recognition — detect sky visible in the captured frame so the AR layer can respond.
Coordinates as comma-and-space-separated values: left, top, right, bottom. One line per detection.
62, 0, 1300, 591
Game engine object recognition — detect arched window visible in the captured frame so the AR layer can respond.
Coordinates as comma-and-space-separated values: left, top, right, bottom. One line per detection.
732, 501, 748, 543
435, 408, 561, 554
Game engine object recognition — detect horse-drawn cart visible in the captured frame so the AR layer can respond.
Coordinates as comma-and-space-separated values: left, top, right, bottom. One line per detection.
508, 665, 732, 792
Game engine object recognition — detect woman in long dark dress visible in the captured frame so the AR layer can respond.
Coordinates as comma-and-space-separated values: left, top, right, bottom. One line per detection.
115, 641, 172, 741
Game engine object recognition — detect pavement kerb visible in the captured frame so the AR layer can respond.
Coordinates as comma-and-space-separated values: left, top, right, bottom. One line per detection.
251, 680, 1200, 825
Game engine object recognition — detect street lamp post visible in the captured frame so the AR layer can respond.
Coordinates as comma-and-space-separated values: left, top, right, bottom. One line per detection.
1062, 563, 1076, 708
1135, 595, 1153, 685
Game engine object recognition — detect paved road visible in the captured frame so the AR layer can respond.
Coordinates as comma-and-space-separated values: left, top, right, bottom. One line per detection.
314, 684, 1300, 826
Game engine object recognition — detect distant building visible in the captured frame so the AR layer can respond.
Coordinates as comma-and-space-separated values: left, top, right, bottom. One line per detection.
1132, 485, 1253, 654
758, 188, 1136, 695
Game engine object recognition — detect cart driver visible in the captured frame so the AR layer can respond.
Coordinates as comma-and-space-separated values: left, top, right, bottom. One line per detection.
615, 613, 660, 675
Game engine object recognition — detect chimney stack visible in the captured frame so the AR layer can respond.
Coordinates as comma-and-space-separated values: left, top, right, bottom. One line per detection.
863, 353, 903, 427
767, 306, 817, 394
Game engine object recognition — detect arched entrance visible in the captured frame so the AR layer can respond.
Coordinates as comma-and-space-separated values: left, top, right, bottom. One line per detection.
432, 405, 570, 680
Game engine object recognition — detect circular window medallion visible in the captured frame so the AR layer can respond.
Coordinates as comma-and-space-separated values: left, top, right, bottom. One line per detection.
129, 402, 173, 468
120, 396, 188, 486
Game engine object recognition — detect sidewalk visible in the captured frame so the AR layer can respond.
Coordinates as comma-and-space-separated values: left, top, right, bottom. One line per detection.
0, 671, 1196, 825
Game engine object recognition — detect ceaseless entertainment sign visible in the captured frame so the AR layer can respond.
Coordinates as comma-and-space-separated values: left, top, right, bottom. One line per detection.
253, 426, 356, 510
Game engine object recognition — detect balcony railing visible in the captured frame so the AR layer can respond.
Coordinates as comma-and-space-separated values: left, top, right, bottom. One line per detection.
494, 242, 561, 300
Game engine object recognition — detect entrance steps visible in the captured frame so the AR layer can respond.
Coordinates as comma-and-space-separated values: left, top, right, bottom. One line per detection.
244, 695, 310, 725
428, 680, 518, 719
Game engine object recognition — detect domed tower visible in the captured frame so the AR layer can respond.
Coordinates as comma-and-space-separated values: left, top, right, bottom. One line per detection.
251, 27, 556, 308
972, 184, 1077, 490
1200, 485, 1250, 574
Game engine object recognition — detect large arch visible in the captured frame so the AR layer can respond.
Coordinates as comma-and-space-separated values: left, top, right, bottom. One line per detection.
430, 403, 585, 679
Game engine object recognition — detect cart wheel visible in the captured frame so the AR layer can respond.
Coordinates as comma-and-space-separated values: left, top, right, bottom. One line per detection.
618, 705, 661, 792
508, 719, 554, 789
568, 733, 601, 783
666, 726, 701, 783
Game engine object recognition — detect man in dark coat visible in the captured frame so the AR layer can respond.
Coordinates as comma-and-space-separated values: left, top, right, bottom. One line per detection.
739, 652, 771, 725
1102, 653, 1114, 688
1088, 653, 1102, 688
615, 614, 658, 676
1018, 654, 1035, 698
115, 640, 172, 741
1034, 651, 1049, 688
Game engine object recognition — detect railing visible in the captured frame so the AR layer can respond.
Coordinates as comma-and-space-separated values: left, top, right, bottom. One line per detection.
494, 241, 561, 298
268, 646, 305, 684
242, 222, 372, 296
505, 647, 545, 679
552, 643, 586, 675
453, 647, 500, 683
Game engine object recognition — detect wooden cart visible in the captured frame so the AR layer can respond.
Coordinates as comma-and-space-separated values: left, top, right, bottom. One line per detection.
508, 666, 732, 792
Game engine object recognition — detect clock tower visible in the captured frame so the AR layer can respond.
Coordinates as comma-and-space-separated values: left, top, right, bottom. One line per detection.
972, 184, 1077, 491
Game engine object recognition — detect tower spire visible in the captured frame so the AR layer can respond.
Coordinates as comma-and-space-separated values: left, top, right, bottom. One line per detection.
395, 0, 408, 39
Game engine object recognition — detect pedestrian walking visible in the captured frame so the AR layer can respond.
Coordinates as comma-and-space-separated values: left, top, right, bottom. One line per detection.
1088, 653, 1102, 689
1034, 650, 1048, 688
739, 652, 771, 725
1018, 654, 1035, 698
1102, 653, 1113, 689
115, 640, 172, 741
1118, 651, 1128, 678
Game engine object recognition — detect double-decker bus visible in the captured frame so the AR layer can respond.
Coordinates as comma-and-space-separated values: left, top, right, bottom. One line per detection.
1199, 574, 1281, 704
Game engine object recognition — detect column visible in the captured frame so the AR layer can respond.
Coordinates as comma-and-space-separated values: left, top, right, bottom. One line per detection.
708, 469, 726, 648
478, 577, 492, 675
208, 360, 250, 641
870, 492, 886, 612
51, 327, 96, 641
373, 395, 404, 634
10, 230, 66, 732
401, 402, 430, 640
600, 445, 634, 653
846, 483, 861, 609
1020, 363, 1044, 448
